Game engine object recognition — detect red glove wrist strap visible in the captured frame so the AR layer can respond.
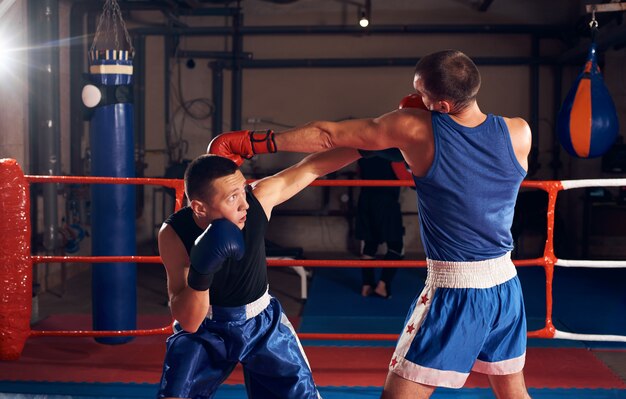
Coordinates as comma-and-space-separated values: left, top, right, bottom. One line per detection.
249, 130, 277, 154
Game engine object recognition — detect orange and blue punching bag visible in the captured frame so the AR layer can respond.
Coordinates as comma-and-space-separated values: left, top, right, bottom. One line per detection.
83, 49, 136, 344
557, 43, 619, 158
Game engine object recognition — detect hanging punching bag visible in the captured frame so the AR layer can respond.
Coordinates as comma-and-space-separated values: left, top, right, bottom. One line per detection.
85, 48, 136, 345
83, 0, 136, 344
557, 43, 619, 158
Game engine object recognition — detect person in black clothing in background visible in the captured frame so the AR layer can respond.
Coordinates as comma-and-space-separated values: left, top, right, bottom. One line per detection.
156, 148, 360, 399
355, 156, 405, 298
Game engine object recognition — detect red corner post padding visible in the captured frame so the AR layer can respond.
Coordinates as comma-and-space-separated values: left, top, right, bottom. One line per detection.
0, 158, 32, 360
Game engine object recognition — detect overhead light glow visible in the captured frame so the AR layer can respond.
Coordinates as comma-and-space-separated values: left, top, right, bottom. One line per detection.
0, 39, 17, 73
0, 41, 8, 67
359, 11, 369, 28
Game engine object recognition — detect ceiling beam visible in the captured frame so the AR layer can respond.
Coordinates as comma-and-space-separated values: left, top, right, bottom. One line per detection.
585, 2, 626, 13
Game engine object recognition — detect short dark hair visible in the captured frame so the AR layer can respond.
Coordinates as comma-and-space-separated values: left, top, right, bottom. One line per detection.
184, 154, 239, 202
414, 50, 481, 109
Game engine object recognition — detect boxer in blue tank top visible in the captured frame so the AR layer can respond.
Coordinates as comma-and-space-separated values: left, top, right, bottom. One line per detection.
157, 148, 360, 399
210, 49, 532, 399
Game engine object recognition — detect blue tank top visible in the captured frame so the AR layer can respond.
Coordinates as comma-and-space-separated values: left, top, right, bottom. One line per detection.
413, 112, 526, 261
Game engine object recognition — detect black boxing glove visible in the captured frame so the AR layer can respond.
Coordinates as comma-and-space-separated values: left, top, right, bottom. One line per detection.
187, 219, 245, 291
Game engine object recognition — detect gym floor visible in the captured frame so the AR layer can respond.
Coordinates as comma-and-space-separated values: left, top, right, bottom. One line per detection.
31, 259, 626, 385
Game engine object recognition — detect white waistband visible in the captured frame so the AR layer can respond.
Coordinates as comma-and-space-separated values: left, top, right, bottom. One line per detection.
425, 252, 516, 289
208, 288, 271, 321
244, 289, 271, 319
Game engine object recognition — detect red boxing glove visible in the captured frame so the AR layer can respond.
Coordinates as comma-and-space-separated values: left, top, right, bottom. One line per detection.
207, 130, 277, 166
398, 93, 428, 110
391, 161, 413, 181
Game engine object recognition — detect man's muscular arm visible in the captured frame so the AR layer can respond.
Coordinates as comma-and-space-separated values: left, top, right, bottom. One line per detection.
252, 147, 362, 219
209, 118, 393, 157
208, 94, 428, 162
273, 118, 384, 152
158, 224, 209, 333
273, 93, 428, 154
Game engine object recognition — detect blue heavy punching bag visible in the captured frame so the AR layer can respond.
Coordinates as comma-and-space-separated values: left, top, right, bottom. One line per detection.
83, 41, 136, 341
556, 42, 619, 158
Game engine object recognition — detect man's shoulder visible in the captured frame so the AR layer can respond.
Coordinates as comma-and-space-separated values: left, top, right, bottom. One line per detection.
162, 207, 201, 249
164, 206, 193, 225
159, 209, 190, 242
501, 116, 531, 139
385, 108, 433, 142
158, 222, 186, 258
158, 222, 178, 241
394, 107, 432, 124
501, 116, 529, 129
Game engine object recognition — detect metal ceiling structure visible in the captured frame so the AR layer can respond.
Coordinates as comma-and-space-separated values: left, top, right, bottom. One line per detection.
62, 0, 626, 181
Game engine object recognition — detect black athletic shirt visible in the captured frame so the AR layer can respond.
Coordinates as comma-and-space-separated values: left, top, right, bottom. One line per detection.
163, 186, 269, 307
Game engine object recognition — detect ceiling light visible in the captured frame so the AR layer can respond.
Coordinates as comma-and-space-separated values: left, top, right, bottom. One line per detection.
359, 10, 369, 28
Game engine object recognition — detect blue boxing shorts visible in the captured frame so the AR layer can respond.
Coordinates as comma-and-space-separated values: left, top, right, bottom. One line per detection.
157, 289, 321, 399
389, 252, 526, 388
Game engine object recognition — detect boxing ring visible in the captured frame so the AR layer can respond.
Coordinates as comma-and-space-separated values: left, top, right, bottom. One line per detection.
0, 159, 626, 399
1, 157, 625, 398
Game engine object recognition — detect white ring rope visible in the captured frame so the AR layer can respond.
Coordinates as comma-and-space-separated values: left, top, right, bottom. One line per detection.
560, 178, 626, 189
553, 330, 626, 343
555, 259, 626, 268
